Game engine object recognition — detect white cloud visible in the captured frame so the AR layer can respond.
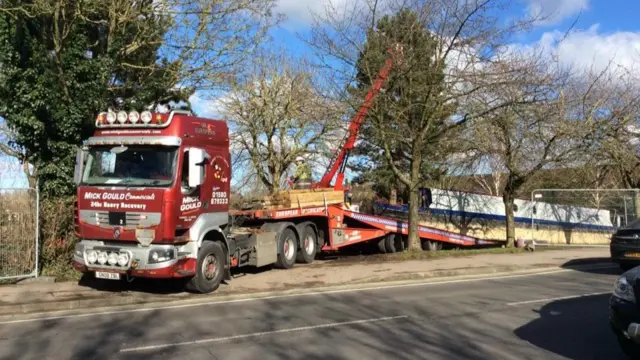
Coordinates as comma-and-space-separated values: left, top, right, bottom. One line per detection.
275, 0, 589, 29
523, 24, 640, 78
189, 92, 226, 118
527, 0, 589, 26
275, 0, 350, 27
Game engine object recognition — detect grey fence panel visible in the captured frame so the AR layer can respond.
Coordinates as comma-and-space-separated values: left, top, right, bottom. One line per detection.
530, 188, 639, 246
0, 187, 39, 280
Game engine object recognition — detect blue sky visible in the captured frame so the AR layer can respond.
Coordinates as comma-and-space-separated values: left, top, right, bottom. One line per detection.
0, 154, 28, 189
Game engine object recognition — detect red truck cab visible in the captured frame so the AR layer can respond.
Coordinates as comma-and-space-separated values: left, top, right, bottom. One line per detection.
72, 110, 235, 292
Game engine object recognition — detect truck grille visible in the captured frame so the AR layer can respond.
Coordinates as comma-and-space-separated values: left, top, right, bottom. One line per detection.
78, 210, 161, 230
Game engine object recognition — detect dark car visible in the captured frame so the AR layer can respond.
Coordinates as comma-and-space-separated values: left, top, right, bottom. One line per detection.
610, 266, 640, 358
611, 218, 640, 272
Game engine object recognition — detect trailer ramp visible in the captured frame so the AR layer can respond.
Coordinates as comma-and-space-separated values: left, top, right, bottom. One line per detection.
342, 210, 502, 247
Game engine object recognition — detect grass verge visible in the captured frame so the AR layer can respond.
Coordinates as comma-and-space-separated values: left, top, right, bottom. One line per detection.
319, 245, 580, 265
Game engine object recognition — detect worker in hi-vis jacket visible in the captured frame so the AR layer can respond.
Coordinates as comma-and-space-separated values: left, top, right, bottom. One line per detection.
292, 156, 312, 189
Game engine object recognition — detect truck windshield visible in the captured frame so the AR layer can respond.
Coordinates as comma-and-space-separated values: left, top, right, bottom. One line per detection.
82, 145, 178, 187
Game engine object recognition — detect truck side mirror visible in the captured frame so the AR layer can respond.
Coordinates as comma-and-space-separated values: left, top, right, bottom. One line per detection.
188, 148, 205, 188
73, 147, 87, 185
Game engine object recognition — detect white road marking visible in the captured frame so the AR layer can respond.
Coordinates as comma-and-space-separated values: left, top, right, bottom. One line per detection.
506, 291, 612, 306
0, 263, 616, 325
119, 315, 409, 353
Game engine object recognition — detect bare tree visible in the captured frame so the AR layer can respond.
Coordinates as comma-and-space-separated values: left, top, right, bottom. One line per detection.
580, 66, 640, 216
463, 49, 596, 247
221, 51, 345, 193
468, 157, 506, 196
304, 0, 544, 250
155, 0, 281, 91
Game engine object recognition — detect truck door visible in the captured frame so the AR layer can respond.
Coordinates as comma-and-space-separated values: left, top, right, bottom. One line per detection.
177, 148, 206, 227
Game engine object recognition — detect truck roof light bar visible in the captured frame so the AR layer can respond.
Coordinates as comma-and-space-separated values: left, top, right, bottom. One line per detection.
85, 136, 182, 147
95, 110, 192, 129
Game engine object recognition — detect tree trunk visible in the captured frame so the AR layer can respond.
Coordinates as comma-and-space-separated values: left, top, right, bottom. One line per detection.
503, 191, 516, 248
267, 182, 276, 195
407, 188, 421, 250
23, 161, 37, 189
273, 170, 282, 192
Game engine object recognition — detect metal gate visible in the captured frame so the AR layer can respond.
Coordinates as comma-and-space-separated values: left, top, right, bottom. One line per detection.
0, 187, 39, 280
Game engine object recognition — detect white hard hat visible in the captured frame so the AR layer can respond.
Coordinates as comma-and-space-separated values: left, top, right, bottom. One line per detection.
296, 156, 305, 162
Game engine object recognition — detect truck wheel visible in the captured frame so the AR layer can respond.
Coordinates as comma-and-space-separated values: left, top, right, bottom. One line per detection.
317, 229, 326, 251
186, 241, 225, 294
296, 226, 317, 264
275, 228, 297, 269
377, 238, 387, 254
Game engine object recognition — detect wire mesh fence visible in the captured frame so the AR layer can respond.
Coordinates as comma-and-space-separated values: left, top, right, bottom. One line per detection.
529, 189, 639, 245
0, 187, 39, 279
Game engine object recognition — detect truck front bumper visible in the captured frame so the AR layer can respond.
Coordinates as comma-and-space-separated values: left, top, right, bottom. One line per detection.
72, 240, 198, 278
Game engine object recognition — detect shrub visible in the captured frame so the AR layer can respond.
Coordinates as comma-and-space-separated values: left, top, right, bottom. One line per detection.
39, 196, 79, 280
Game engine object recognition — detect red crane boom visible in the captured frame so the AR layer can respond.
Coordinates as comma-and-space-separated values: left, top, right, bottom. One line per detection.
315, 46, 400, 190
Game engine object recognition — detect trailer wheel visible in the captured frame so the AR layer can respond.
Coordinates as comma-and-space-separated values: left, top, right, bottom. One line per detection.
377, 238, 387, 254
296, 226, 317, 264
393, 234, 405, 252
384, 234, 397, 253
186, 241, 225, 294
423, 240, 443, 252
275, 228, 297, 269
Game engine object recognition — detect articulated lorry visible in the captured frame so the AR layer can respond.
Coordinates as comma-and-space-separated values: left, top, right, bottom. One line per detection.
71, 108, 501, 293
71, 49, 502, 293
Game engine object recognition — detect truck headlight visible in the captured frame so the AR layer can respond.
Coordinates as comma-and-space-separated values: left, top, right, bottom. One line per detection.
86, 250, 98, 264
613, 276, 636, 303
97, 251, 108, 265
148, 248, 175, 264
117, 253, 129, 267
107, 252, 118, 266
74, 244, 84, 258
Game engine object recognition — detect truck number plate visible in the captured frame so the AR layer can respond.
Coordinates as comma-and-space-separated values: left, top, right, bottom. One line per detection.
95, 271, 121, 280
108, 212, 127, 226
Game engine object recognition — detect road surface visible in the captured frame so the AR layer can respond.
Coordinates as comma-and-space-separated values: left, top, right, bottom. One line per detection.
0, 265, 625, 360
